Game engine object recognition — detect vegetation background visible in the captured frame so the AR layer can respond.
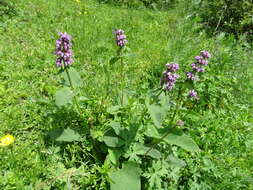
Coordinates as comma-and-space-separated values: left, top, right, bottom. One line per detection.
0, 0, 252, 189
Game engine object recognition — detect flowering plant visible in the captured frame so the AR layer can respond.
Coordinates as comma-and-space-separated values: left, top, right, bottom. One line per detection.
54, 32, 84, 115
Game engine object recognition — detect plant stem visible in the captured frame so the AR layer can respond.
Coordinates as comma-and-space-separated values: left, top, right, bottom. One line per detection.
119, 48, 124, 107
118, 48, 124, 125
65, 66, 82, 115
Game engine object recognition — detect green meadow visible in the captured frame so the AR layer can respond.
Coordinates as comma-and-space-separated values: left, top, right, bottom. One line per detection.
0, 0, 252, 189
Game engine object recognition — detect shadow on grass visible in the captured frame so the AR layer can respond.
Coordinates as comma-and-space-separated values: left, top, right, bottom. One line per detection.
0, 0, 17, 21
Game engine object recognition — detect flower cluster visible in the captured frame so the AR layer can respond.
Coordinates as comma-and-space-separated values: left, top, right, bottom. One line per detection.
161, 63, 179, 91
185, 50, 211, 81
114, 29, 127, 47
55, 32, 73, 67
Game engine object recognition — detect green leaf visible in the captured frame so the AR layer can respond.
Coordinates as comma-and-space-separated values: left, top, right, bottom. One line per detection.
49, 128, 81, 142
148, 149, 162, 159
107, 105, 122, 114
110, 162, 141, 190
146, 93, 170, 128
145, 124, 162, 138
78, 96, 89, 102
145, 126, 200, 153
158, 92, 170, 108
147, 105, 165, 127
133, 143, 161, 159
122, 92, 129, 106
109, 121, 121, 136
109, 56, 120, 65
62, 67, 82, 88
162, 128, 200, 153
108, 149, 123, 165
167, 155, 186, 169
55, 87, 73, 107
103, 136, 125, 147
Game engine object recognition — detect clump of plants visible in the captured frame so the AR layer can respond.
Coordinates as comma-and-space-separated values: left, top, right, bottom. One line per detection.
49, 29, 212, 189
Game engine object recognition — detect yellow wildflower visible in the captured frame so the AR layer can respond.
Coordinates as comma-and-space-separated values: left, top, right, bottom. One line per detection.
75, 0, 80, 3
0, 134, 15, 147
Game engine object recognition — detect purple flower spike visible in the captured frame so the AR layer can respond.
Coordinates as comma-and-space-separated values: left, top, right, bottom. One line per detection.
161, 62, 180, 91
186, 51, 211, 80
201, 50, 211, 59
114, 29, 127, 47
188, 90, 198, 98
55, 32, 73, 67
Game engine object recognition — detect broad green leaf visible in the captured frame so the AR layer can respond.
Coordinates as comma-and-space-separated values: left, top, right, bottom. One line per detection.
110, 162, 141, 190
109, 56, 120, 65
55, 87, 73, 107
108, 149, 123, 165
49, 128, 81, 142
62, 67, 82, 88
148, 149, 162, 159
78, 96, 89, 102
146, 93, 170, 128
133, 143, 161, 159
109, 121, 121, 136
145, 125, 200, 153
107, 105, 122, 114
162, 128, 200, 153
103, 136, 125, 147
158, 92, 170, 108
167, 155, 186, 169
145, 124, 162, 138
148, 105, 165, 128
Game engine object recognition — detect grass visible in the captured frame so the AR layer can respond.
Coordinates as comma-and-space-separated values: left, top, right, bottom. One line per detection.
0, 0, 253, 189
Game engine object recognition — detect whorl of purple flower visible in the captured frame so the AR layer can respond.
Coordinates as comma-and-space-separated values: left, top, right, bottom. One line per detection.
166, 63, 179, 72
188, 90, 198, 98
191, 63, 205, 72
201, 50, 211, 59
195, 56, 208, 66
114, 29, 127, 47
161, 63, 179, 91
186, 71, 196, 80
55, 32, 73, 67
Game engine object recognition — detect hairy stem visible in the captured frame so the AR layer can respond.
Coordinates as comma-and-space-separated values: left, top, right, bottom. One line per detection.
117, 48, 124, 106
